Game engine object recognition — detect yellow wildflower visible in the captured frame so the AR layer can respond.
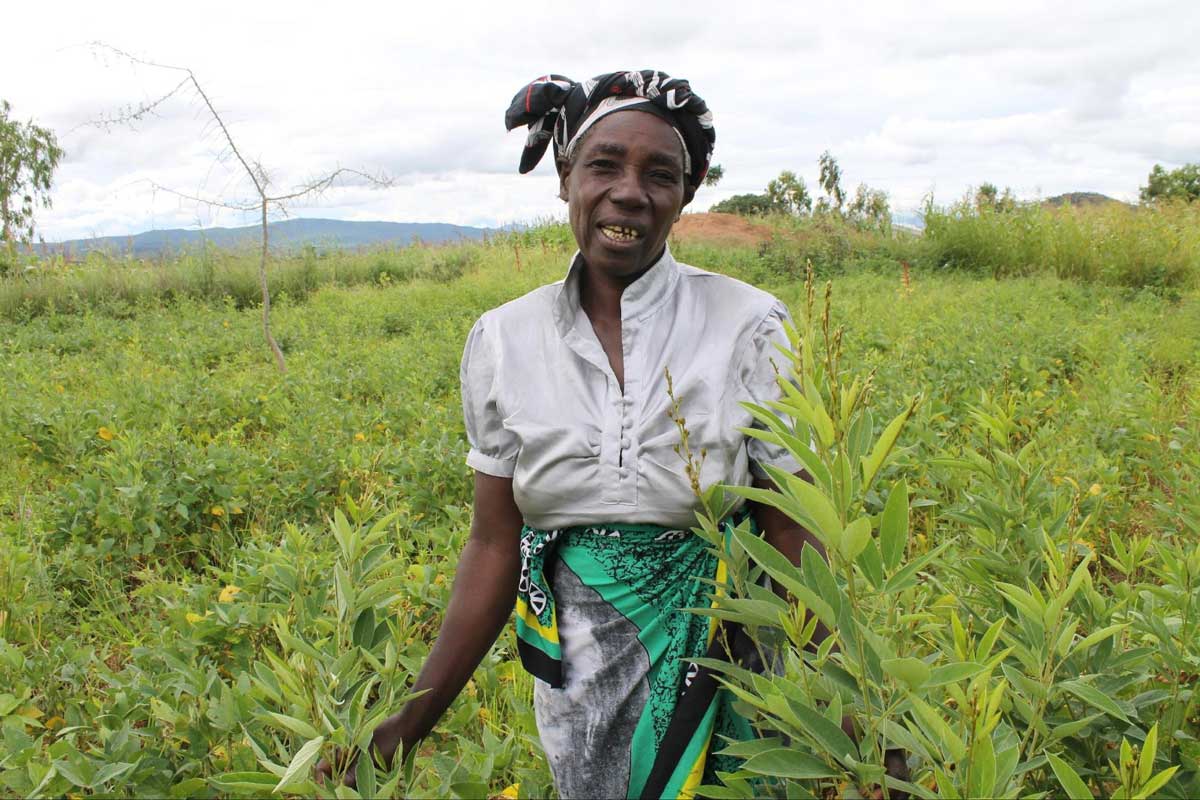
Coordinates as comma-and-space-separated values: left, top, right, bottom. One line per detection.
210, 506, 225, 517
434, 573, 445, 586
97, 426, 115, 441
186, 612, 205, 624
218, 585, 242, 603
1089, 483, 1102, 496
499, 784, 520, 799
1032, 390, 1044, 398
222, 320, 230, 328
44, 715, 65, 731
1143, 433, 1160, 442
478, 707, 491, 723
354, 432, 366, 442
55, 384, 65, 393
231, 506, 244, 515
374, 423, 387, 432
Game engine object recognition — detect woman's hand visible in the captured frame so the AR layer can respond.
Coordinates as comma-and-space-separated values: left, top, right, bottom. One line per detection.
315, 472, 524, 787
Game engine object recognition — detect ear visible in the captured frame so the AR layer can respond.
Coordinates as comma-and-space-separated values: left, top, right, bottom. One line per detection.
557, 161, 571, 202
680, 184, 696, 213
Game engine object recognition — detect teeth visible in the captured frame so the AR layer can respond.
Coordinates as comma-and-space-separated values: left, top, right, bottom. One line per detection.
601, 225, 641, 242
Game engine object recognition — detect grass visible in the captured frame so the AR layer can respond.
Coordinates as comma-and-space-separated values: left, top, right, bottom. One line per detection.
0, 229, 1198, 797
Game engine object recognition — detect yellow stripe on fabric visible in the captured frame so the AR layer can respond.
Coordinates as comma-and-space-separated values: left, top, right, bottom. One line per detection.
706, 556, 728, 647
515, 596, 559, 644
661, 699, 719, 800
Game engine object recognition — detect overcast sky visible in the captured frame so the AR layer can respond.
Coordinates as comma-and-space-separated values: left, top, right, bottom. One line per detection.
4, 0, 1198, 241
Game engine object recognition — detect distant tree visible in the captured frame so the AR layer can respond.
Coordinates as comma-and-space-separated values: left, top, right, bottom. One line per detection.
974, 182, 1017, 213
817, 150, 845, 214
0, 100, 64, 248
1140, 163, 1200, 203
703, 163, 724, 187
765, 170, 812, 215
847, 183, 891, 230
710, 193, 776, 216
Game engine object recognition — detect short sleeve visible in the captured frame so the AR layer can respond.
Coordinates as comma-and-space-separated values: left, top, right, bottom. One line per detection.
739, 301, 804, 480
461, 316, 520, 477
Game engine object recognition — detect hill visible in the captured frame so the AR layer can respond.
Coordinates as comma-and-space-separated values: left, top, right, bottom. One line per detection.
1041, 192, 1131, 208
41, 218, 494, 258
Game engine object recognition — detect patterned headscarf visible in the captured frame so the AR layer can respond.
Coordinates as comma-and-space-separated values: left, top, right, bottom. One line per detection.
505, 70, 715, 188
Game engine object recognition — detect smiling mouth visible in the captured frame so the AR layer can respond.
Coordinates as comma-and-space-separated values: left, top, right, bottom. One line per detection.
599, 225, 643, 243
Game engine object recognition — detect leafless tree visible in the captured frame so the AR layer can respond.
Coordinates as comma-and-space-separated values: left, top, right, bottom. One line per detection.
84, 43, 391, 372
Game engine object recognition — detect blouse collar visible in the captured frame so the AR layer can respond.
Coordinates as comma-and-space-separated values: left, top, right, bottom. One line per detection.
552, 246, 682, 339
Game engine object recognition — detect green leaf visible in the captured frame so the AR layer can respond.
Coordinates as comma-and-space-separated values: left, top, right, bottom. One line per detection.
909, 696, 967, 762
1134, 766, 1179, 799
879, 479, 909, 571
839, 516, 872, 562
352, 607, 376, 650
714, 737, 784, 759
968, 736, 996, 799
882, 543, 951, 594
1138, 724, 1158, 786
1047, 714, 1104, 743
452, 782, 491, 799
855, 537, 885, 589
263, 712, 321, 740
210, 771, 281, 794
741, 748, 839, 779
730, 527, 836, 628
1047, 752, 1093, 799
882, 657, 930, 690
92, 762, 136, 786
169, 778, 210, 798
783, 698, 860, 763
861, 398, 916, 491
927, 662, 986, 687
1059, 679, 1131, 723
1067, 623, 1128, 660
274, 735, 325, 793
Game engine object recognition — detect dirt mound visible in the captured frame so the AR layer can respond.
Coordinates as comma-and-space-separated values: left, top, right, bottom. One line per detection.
670, 212, 771, 247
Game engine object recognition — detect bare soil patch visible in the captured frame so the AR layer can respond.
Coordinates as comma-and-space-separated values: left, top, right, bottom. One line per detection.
670, 212, 772, 247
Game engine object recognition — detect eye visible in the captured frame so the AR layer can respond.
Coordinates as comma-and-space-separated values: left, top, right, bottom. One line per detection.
586, 159, 618, 172
650, 169, 678, 183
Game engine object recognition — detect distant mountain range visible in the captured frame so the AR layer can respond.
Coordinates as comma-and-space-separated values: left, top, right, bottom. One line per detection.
42, 218, 495, 258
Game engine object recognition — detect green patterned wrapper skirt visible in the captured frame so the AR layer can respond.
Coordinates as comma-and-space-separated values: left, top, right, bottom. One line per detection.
515, 514, 757, 800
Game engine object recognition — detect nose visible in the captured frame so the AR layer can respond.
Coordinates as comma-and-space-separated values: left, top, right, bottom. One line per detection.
608, 166, 648, 209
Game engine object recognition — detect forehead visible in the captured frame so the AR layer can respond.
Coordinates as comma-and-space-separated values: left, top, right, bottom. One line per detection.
576, 110, 685, 166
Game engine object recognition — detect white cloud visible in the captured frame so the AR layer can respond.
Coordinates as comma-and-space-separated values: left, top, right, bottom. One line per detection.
3, 0, 1198, 240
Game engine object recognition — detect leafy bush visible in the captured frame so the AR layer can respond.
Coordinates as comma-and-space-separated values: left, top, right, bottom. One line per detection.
684, 272, 1199, 798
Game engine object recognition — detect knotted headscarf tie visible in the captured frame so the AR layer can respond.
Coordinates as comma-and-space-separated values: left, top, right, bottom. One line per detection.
504, 70, 715, 188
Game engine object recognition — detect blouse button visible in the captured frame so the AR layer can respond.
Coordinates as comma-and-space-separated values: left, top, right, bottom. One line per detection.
621, 437, 631, 449
618, 467, 630, 480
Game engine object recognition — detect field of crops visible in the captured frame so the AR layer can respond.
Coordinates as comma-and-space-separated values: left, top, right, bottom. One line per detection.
1, 217, 1198, 797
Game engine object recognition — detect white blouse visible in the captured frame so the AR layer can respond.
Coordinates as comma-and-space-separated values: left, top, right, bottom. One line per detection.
460, 247, 800, 530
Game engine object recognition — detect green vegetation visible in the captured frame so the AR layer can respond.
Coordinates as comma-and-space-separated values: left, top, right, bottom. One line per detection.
0, 225, 1197, 797
923, 198, 1200, 288
1141, 163, 1200, 204
0, 100, 63, 260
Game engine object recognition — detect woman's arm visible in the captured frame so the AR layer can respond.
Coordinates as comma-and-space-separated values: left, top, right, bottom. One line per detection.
320, 471, 524, 782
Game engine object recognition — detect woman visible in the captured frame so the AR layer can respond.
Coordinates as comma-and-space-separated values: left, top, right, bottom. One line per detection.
324, 70, 821, 799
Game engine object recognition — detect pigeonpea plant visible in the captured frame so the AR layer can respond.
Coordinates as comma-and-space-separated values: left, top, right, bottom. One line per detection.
679, 269, 1194, 799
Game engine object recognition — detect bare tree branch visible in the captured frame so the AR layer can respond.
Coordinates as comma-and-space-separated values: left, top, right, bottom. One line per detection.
85, 42, 395, 373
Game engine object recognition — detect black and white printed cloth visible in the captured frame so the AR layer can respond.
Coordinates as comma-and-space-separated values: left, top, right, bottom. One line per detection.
504, 70, 716, 188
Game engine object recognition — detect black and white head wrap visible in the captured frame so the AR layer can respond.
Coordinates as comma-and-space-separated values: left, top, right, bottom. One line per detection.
505, 70, 715, 188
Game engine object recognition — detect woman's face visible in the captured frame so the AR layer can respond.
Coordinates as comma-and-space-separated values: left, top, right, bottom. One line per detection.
560, 111, 694, 281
